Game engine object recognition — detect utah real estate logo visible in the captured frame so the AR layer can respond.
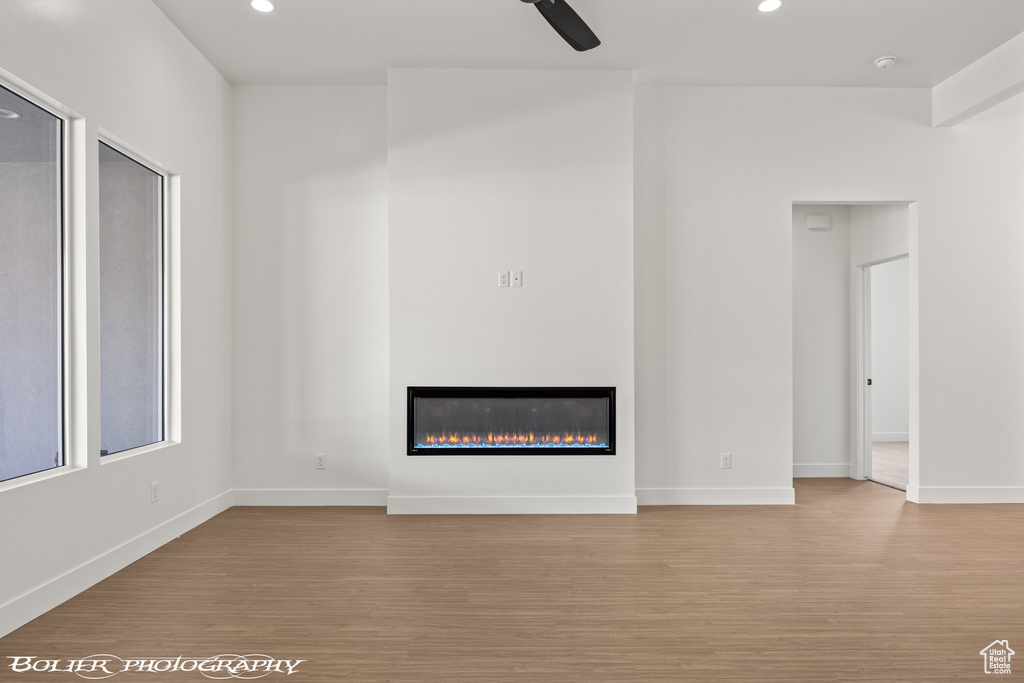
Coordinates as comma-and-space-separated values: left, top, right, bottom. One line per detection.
980, 640, 1014, 675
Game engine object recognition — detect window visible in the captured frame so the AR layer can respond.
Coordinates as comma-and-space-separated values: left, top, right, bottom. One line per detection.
98, 141, 165, 456
0, 84, 65, 483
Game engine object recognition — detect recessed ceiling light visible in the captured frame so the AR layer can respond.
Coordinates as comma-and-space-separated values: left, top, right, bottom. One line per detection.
758, 0, 782, 11
0, 108, 20, 119
251, 0, 274, 12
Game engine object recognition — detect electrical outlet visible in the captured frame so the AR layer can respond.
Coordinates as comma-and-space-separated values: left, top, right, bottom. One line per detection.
150, 481, 159, 503
498, 271, 510, 287
720, 453, 732, 469
315, 453, 326, 470
511, 270, 523, 287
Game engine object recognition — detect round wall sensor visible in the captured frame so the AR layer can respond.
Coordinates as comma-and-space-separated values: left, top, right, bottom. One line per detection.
874, 55, 898, 69
0, 108, 20, 119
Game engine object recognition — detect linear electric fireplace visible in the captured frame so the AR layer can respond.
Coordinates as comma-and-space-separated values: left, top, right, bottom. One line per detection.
408, 387, 615, 455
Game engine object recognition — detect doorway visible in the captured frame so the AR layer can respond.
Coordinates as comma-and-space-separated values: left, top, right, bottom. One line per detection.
792, 201, 919, 499
860, 257, 910, 491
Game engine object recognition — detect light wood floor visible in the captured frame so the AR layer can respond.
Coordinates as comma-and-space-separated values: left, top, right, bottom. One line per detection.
871, 441, 909, 491
2, 479, 1022, 682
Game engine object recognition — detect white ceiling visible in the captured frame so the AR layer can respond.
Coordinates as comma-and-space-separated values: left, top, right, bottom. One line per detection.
150, 0, 1024, 88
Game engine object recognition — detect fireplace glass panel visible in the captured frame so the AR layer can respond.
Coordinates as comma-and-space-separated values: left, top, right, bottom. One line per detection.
408, 387, 615, 455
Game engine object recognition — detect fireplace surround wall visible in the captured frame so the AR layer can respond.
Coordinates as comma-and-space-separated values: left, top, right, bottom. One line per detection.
387, 69, 636, 514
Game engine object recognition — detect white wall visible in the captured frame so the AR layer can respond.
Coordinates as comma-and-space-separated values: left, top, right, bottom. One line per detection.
231, 85, 390, 504
387, 69, 636, 513
635, 85, 1024, 503
870, 257, 910, 441
229, 78, 1024, 510
849, 205, 910, 266
792, 205, 851, 478
0, 0, 233, 636
914, 91, 1024, 501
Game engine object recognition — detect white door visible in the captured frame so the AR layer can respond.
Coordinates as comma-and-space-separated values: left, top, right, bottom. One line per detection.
860, 257, 910, 489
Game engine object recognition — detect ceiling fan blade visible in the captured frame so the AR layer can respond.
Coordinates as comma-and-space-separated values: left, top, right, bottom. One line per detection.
533, 0, 601, 52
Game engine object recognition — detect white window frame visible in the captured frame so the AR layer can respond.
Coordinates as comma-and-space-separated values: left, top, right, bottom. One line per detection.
0, 68, 83, 492
98, 130, 181, 465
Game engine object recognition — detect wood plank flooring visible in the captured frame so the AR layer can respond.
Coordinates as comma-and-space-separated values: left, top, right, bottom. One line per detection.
2, 479, 1023, 682
871, 441, 909, 491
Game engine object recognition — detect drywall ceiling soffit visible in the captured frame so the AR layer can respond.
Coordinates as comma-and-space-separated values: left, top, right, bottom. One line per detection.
148, 0, 1024, 87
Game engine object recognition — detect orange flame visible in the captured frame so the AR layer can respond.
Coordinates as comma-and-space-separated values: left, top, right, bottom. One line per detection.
421, 431, 601, 447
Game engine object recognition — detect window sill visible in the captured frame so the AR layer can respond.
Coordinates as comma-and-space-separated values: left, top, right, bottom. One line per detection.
0, 464, 86, 493
101, 439, 180, 465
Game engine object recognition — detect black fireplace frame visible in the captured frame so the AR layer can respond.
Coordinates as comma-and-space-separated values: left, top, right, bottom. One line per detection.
407, 386, 616, 455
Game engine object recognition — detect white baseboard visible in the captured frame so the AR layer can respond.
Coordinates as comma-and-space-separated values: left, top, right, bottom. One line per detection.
907, 485, 1024, 504
793, 463, 851, 478
872, 432, 909, 442
233, 488, 388, 506
636, 487, 795, 505
387, 495, 637, 514
0, 490, 232, 639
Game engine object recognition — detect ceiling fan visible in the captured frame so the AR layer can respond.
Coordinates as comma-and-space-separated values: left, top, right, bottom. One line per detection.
520, 0, 601, 52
